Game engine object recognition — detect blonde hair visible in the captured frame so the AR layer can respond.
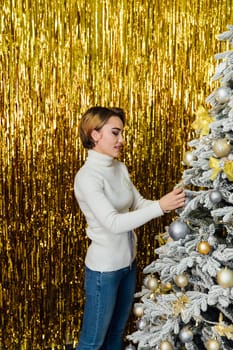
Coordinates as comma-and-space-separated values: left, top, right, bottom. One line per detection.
79, 106, 125, 149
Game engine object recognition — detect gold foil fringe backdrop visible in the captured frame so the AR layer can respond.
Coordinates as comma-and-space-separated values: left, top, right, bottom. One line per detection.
0, 0, 232, 348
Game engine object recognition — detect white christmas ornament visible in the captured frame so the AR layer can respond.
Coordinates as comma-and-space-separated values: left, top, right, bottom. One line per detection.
215, 86, 231, 103
174, 273, 189, 288
216, 267, 233, 288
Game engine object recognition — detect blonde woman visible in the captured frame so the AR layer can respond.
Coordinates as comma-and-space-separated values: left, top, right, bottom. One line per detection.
74, 106, 185, 350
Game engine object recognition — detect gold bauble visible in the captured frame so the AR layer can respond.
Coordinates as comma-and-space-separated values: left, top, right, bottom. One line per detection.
216, 268, 233, 288
212, 138, 231, 158
160, 340, 173, 350
161, 282, 173, 293
197, 241, 211, 255
133, 304, 144, 317
205, 339, 220, 350
143, 275, 150, 288
183, 151, 196, 166
174, 274, 189, 288
147, 275, 159, 291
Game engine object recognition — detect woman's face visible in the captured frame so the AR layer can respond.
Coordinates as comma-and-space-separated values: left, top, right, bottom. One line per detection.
91, 116, 124, 158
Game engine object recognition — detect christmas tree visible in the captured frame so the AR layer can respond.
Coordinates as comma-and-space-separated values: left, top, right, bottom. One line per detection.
126, 25, 233, 350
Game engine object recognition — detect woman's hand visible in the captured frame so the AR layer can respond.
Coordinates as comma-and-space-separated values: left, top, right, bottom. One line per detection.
159, 187, 186, 213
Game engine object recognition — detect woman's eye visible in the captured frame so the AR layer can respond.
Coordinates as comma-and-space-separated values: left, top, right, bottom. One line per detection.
112, 131, 119, 136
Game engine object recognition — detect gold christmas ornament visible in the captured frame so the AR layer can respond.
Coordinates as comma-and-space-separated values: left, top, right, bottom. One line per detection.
143, 275, 150, 288
161, 282, 173, 293
216, 268, 233, 288
159, 340, 174, 350
133, 304, 144, 318
183, 151, 196, 166
212, 138, 231, 158
205, 339, 220, 350
146, 275, 159, 291
174, 274, 189, 288
197, 241, 211, 255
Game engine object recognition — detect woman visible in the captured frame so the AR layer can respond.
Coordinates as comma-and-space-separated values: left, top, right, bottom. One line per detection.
74, 106, 185, 350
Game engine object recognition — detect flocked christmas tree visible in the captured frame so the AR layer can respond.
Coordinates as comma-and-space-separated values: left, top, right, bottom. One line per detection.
126, 25, 233, 350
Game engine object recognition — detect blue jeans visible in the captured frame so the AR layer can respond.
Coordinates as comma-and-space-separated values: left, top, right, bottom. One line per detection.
76, 260, 137, 350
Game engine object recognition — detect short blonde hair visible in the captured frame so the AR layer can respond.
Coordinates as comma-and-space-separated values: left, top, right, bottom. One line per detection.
79, 106, 125, 149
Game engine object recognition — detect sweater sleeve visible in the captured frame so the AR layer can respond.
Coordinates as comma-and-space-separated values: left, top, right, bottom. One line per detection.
74, 170, 164, 234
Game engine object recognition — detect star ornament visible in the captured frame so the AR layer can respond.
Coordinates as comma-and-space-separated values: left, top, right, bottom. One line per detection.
173, 294, 190, 316
192, 106, 213, 136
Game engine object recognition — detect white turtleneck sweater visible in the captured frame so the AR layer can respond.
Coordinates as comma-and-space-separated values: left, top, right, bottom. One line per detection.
74, 150, 164, 272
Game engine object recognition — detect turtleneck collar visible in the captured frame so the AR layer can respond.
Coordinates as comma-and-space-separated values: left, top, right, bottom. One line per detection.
87, 150, 114, 167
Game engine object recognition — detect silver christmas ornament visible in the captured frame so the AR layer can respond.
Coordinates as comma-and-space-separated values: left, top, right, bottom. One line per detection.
168, 220, 190, 241
215, 86, 230, 103
136, 318, 148, 330
179, 326, 193, 343
209, 190, 222, 204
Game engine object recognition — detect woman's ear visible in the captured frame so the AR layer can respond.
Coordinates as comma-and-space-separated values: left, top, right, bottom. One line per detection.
91, 129, 100, 143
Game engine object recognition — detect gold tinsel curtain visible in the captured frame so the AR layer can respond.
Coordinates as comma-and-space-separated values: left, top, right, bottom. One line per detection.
0, 0, 232, 348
